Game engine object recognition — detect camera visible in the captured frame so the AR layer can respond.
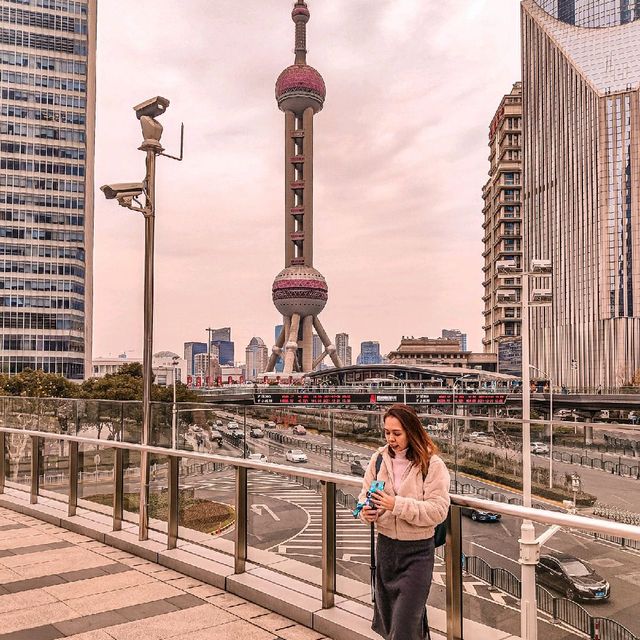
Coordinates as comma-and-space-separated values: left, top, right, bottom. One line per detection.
133, 96, 170, 120
100, 182, 144, 200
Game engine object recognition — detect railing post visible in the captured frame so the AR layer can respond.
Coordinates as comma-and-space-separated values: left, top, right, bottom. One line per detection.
113, 447, 124, 531
445, 506, 463, 640
167, 455, 179, 549
235, 465, 247, 573
68, 440, 78, 516
321, 480, 336, 609
0, 431, 6, 494
30, 435, 41, 504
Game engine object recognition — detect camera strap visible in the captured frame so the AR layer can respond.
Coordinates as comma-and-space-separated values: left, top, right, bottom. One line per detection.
370, 454, 384, 602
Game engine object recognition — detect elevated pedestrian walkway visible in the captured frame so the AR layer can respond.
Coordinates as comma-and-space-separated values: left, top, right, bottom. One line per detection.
0, 488, 521, 640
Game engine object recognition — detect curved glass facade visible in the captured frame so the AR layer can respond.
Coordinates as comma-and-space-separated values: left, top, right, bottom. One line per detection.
534, 0, 640, 27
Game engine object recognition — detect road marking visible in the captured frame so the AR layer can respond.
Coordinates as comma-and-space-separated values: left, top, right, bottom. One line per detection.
499, 522, 512, 537
469, 542, 519, 566
250, 504, 280, 521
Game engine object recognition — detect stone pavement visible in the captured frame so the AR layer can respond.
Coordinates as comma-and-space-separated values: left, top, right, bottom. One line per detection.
0, 505, 336, 640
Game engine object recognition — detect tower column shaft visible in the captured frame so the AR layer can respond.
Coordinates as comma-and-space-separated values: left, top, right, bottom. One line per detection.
302, 106, 314, 267
285, 111, 296, 266
313, 316, 343, 368
302, 315, 314, 371
283, 313, 301, 373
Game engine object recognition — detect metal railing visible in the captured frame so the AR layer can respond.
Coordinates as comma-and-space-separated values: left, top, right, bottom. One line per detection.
1, 423, 640, 640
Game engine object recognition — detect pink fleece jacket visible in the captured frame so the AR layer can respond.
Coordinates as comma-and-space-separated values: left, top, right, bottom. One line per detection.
358, 444, 450, 541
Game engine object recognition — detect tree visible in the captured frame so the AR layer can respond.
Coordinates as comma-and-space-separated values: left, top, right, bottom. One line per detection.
0, 369, 77, 398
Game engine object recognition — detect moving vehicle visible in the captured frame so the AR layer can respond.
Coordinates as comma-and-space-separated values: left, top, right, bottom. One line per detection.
350, 459, 366, 476
536, 553, 610, 601
248, 453, 267, 463
209, 430, 223, 447
461, 507, 501, 522
474, 435, 495, 446
215, 419, 223, 427
249, 428, 264, 438
227, 421, 240, 432
286, 449, 308, 463
531, 441, 550, 454
264, 421, 277, 428
462, 431, 485, 442
292, 425, 307, 436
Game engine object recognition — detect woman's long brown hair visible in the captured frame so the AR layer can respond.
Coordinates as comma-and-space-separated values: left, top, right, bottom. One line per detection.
383, 403, 438, 477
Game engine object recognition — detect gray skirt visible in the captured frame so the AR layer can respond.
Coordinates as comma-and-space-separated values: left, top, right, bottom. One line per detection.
372, 534, 435, 640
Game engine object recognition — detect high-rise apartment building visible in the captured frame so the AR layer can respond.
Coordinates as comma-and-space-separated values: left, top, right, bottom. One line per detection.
335, 333, 351, 367
0, 0, 97, 379
357, 341, 382, 365
481, 82, 523, 376
523, 0, 640, 387
441, 329, 468, 353
245, 337, 268, 381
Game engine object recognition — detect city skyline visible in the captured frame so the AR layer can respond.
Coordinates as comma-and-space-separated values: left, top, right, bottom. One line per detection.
92, 1, 521, 364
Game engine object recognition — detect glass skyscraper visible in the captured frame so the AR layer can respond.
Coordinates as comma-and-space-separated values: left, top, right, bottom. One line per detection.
0, 0, 96, 379
523, 0, 640, 388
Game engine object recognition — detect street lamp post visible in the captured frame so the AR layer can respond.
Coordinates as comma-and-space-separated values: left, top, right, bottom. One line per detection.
497, 258, 552, 640
530, 364, 554, 489
452, 374, 471, 492
171, 356, 180, 450
101, 96, 183, 541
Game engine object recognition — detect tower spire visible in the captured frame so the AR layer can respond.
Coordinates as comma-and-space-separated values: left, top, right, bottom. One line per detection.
292, 2, 310, 64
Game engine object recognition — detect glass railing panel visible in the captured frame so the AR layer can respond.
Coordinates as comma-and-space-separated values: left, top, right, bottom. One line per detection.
147, 452, 169, 532
5, 431, 32, 490
40, 433, 69, 501
78, 439, 114, 510
122, 450, 141, 517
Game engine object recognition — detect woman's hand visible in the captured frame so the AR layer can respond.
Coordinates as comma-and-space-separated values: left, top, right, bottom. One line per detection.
361, 506, 379, 523
370, 490, 395, 512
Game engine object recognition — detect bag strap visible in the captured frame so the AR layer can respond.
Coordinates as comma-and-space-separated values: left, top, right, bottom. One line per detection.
371, 454, 383, 570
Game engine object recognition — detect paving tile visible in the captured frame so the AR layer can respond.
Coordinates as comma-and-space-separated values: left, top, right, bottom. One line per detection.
251, 612, 298, 633
0, 588, 58, 614
228, 602, 273, 620
9, 553, 115, 579
103, 603, 237, 640
183, 583, 224, 598
0, 601, 77, 634
63, 632, 116, 640
63, 581, 183, 617
53, 609, 129, 636
171, 619, 276, 640
115, 598, 179, 622
0, 523, 26, 532
207, 591, 248, 608
3, 574, 67, 593
159, 575, 202, 590
164, 593, 206, 610
45, 568, 153, 600
0, 623, 63, 640
277, 625, 326, 640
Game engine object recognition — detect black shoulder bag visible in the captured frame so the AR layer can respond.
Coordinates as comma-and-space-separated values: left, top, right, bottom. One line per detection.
370, 454, 448, 603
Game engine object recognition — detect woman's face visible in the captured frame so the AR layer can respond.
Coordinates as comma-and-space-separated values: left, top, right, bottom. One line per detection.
384, 416, 408, 452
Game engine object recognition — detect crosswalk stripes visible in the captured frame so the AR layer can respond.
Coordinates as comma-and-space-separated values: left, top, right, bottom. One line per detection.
178, 470, 521, 609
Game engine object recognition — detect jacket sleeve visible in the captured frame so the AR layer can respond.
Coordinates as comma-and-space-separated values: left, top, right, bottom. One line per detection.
391, 457, 450, 527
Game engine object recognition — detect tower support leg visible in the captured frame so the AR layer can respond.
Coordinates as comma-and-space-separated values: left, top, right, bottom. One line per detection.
313, 316, 342, 368
302, 315, 314, 372
266, 320, 288, 372
283, 314, 301, 374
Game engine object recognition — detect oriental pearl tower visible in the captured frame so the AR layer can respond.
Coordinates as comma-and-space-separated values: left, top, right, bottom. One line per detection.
266, 1, 342, 375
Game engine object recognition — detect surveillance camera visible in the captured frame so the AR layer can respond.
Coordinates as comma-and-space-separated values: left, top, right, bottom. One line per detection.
133, 96, 170, 120
100, 182, 144, 200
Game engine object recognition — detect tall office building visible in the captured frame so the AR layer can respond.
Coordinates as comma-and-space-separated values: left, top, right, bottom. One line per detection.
208, 326, 234, 366
183, 341, 207, 376
335, 333, 351, 367
357, 341, 382, 365
0, 0, 97, 379
481, 83, 524, 376
245, 337, 268, 380
209, 327, 230, 342
523, 0, 640, 387
441, 329, 469, 353
274, 324, 284, 372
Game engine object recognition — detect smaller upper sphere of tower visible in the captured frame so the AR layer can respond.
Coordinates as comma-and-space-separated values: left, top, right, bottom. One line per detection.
275, 64, 325, 114
292, 3, 310, 22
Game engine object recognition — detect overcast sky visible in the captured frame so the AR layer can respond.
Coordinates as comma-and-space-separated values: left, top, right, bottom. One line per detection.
93, 0, 521, 362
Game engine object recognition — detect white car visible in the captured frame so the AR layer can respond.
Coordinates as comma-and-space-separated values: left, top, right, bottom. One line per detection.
292, 424, 307, 436
264, 421, 277, 428
531, 442, 550, 454
227, 421, 240, 431
286, 449, 308, 463
248, 453, 267, 463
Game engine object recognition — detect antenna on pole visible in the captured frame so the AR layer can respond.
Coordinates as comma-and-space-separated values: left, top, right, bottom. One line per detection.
160, 123, 184, 161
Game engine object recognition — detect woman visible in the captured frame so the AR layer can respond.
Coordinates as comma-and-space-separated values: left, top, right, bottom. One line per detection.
359, 404, 450, 640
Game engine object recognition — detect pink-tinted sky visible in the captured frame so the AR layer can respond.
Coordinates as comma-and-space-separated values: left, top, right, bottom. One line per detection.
93, 0, 521, 362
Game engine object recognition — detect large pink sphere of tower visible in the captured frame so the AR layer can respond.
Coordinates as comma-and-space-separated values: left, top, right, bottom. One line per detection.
272, 266, 328, 316
275, 64, 325, 114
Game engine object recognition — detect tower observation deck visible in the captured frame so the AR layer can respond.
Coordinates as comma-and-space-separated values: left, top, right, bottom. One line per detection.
266, 2, 342, 375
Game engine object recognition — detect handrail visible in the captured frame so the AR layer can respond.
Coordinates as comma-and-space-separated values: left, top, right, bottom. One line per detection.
1, 424, 639, 541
